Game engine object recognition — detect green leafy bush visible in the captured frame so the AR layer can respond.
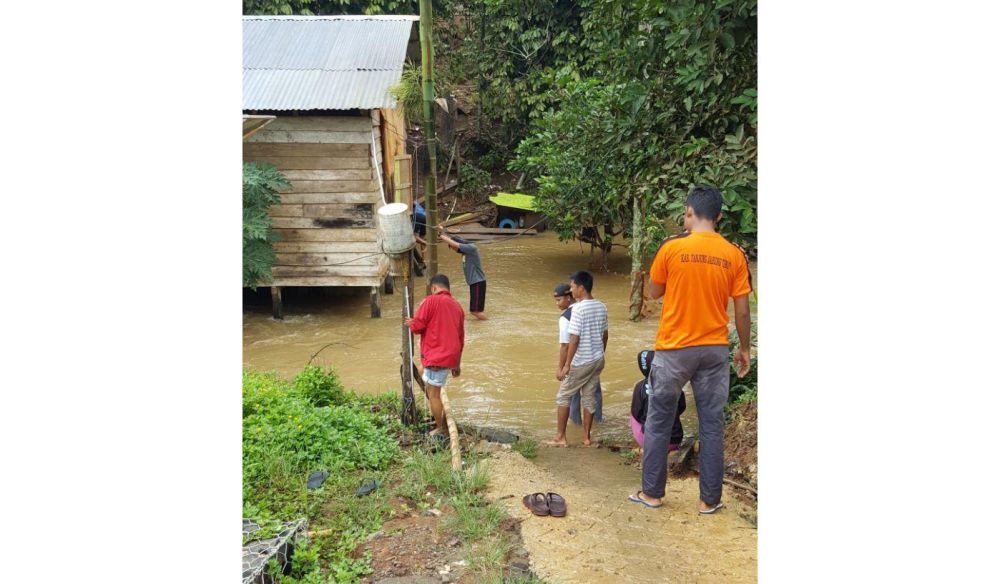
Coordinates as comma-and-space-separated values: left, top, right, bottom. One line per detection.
243, 162, 289, 288
243, 369, 294, 418
293, 365, 346, 407
728, 324, 758, 410
389, 61, 429, 128
242, 368, 400, 517
456, 163, 491, 198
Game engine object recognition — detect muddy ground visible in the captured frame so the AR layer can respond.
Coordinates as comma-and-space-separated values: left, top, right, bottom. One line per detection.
355, 440, 756, 584
487, 446, 757, 583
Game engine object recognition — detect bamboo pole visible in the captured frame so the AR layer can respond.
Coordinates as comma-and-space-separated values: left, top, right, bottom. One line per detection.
439, 386, 462, 471
419, 0, 439, 279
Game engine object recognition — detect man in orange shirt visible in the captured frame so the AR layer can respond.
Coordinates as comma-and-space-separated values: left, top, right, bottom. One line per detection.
628, 186, 753, 514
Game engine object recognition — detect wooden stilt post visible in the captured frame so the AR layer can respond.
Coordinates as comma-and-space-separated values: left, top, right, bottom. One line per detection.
400, 252, 418, 426
383, 273, 394, 295
370, 286, 382, 318
270, 286, 283, 320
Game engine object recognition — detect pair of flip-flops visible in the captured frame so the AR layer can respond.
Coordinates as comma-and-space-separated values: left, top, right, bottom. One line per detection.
522, 492, 567, 517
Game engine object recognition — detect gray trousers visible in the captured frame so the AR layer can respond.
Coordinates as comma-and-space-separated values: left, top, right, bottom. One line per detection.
641, 345, 730, 504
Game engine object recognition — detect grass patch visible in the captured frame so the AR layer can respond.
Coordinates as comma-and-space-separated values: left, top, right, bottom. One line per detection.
244, 367, 535, 582
444, 493, 506, 540
464, 533, 513, 579
391, 447, 520, 580
243, 366, 406, 582
619, 448, 639, 464
511, 437, 539, 459
393, 448, 454, 501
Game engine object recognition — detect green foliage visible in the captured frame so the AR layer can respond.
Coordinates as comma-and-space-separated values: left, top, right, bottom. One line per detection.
244, 366, 406, 583
294, 365, 346, 407
463, 0, 592, 149
242, 368, 400, 517
464, 534, 513, 579
510, 76, 641, 251
728, 323, 758, 409
445, 493, 506, 540
403, 451, 486, 500
619, 448, 639, 464
482, 0, 757, 258
243, 0, 455, 18
392, 447, 457, 500
389, 447, 521, 580
511, 437, 538, 459
243, 162, 288, 288
456, 163, 491, 197
244, 0, 318, 15
390, 62, 428, 127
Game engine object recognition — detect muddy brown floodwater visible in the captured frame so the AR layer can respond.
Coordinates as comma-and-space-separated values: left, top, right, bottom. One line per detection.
244, 231, 756, 443
244, 232, 759, 581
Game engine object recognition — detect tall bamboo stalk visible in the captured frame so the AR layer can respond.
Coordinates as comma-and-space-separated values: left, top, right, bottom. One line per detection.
419, 0, 439, 278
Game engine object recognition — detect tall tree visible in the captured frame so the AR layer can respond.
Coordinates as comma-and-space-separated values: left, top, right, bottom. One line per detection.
511, 0, 757, 318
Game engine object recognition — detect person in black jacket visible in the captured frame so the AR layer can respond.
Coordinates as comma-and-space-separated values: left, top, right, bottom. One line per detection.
630, 350, 685, 452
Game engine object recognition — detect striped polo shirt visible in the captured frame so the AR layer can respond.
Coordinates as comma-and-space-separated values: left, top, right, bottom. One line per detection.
567, 298, 608, 367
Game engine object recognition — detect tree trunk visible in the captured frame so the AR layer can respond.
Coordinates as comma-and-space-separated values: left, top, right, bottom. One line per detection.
628, 196, 645, 321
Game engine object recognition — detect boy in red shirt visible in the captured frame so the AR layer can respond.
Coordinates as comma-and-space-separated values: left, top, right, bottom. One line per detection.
405, 274, 466, 436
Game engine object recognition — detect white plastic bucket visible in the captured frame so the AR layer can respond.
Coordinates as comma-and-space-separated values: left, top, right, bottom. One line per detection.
377, 202, 416, 256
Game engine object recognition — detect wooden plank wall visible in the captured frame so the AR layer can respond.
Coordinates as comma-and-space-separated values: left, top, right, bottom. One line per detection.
379, 106, 407, 196
244, 114, 389, 288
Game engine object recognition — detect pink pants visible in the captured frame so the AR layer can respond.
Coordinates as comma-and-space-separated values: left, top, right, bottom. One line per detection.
630, 415, 679, 452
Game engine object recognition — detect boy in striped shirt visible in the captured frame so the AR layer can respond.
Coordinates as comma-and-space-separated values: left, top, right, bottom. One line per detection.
547, 270, 608, 447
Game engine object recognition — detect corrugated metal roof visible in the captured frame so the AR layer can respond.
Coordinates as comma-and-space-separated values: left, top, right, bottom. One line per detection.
243, 16, 418, 111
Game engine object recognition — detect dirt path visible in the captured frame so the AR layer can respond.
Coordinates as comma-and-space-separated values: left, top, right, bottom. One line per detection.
486, 446, 757, 583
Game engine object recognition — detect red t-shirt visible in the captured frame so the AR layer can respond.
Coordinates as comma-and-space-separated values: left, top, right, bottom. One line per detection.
409, 290, 465, 368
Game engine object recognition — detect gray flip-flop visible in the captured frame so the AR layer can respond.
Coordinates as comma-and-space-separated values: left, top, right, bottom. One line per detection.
307, 471, 329, 490
628, 491, 662, 509
355, 479, 380, 497
699, 502, 725, 514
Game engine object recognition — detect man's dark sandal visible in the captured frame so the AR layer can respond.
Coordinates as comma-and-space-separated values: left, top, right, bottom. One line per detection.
546, 492, 567, 517
522, 493, 550, 516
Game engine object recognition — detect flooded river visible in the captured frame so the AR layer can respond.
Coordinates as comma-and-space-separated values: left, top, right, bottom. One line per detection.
244, 232, 756, 442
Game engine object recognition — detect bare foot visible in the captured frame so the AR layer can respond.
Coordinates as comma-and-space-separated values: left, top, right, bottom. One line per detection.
470, 312, 489, 320
582, 438, 593, 447
544, 438, 568, 447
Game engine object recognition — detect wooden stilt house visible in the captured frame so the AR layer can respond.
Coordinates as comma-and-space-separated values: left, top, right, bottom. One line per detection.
242, 15, 416, 317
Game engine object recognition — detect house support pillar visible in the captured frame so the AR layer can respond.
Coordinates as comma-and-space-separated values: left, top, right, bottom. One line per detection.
270, 286, 284, 320
370, 286, 382, 318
